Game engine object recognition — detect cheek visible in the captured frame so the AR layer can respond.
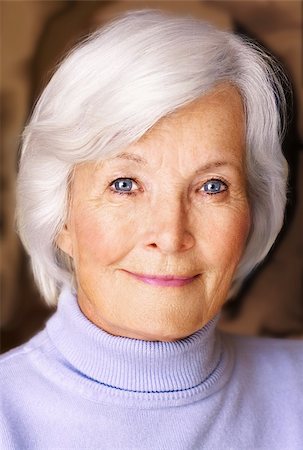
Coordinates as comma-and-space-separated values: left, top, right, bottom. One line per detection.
200, 205, 251, 267
71, 204, 139, 269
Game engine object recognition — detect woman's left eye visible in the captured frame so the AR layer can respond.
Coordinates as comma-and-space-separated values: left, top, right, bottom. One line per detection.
109, 178, 139, 196
200, 179, 228, 195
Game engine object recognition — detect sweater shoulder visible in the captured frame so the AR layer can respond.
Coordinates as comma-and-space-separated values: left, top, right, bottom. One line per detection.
0, 330, 50, 377
223, 332, 303, 385
227, 332, 303, 356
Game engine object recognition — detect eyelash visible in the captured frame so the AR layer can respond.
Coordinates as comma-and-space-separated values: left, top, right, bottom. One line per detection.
201, 178, 228, 195
108, 177, 228, 197
109, 177, 141, 196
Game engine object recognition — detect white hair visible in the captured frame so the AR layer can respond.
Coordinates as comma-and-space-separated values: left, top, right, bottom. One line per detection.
16, 9, 289, 305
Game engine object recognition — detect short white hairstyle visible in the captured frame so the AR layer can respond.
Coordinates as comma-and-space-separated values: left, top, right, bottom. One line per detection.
16, 9, 289, 305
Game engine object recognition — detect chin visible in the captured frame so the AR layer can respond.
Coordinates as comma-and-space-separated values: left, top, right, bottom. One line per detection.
132, 320, 204, 342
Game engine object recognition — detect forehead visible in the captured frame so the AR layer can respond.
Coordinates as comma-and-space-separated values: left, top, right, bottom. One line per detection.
124, 83, 245, 163
75, 83, 245, 181
135, 83, 244, 147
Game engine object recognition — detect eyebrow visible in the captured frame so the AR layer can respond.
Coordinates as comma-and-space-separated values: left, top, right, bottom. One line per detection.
106, 151, 240, 173
107, 152, 148, 165
194, 160, 240, 174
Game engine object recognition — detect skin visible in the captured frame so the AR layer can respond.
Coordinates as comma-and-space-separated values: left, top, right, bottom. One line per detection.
57, 83, 251, 342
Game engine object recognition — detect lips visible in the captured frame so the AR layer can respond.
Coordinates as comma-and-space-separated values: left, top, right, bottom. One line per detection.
122, 270, 199, 287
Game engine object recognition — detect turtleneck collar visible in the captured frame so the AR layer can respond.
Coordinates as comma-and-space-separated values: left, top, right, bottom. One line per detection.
46, 286, 233, 406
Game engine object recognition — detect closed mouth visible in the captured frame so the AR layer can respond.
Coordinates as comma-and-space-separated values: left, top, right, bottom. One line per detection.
122, 270, 200, 287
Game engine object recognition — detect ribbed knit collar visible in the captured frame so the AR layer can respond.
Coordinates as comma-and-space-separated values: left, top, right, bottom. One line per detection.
46, 286, 233, 406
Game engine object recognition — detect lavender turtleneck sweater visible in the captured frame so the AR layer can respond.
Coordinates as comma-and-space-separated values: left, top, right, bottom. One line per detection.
1, 287, 302, 449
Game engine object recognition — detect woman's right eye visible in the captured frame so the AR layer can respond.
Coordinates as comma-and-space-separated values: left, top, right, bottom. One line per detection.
109, 178, 139, 196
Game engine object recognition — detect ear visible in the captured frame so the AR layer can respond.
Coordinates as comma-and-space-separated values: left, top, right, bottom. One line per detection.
56, 224, 74, 258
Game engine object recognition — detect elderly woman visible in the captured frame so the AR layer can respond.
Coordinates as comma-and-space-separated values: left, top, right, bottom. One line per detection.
1, 9, 302, 450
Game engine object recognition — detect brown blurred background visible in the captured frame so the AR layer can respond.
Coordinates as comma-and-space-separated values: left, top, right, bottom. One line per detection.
1, 0, 302, 353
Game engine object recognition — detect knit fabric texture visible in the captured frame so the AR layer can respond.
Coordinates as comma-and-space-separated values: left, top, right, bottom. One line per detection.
1, 286, 302, 449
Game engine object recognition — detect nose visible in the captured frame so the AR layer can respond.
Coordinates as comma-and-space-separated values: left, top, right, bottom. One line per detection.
144, 196, 195, 254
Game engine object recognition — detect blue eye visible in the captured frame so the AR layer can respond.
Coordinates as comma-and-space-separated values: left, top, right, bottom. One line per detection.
110, 178, 139, 195
201, 179, 227, 194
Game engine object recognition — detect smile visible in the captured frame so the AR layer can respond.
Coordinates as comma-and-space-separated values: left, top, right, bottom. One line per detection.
122, 270, 199, 287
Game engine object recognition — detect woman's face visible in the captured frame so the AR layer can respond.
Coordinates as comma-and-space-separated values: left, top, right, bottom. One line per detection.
58, 84, 251, 341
